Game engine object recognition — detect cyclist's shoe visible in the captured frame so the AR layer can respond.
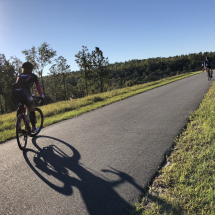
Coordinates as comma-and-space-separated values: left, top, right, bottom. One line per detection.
32, 127, 39, 133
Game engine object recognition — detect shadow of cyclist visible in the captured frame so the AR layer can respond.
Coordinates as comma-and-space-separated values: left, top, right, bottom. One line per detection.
23, 135, 143, 215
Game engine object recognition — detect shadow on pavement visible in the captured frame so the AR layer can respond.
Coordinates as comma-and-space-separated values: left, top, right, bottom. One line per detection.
23, 135, 143, 215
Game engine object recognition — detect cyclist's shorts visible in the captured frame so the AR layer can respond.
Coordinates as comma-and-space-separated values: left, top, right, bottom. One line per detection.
10, 88, 33, 107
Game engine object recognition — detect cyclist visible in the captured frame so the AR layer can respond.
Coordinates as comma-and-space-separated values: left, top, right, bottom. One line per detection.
204, 57, 213, 78
202, 63, 204, 71
10, 62, 45, 133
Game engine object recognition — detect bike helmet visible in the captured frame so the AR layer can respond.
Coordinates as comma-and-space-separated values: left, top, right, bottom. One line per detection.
206, 56, 210, 60
22, 62, 34, 69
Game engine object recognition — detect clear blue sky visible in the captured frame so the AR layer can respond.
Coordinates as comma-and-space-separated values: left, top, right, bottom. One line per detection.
1, 0, 214, 75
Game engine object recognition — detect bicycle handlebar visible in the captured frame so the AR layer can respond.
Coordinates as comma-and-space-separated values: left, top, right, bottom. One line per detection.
32, 95, 45, 105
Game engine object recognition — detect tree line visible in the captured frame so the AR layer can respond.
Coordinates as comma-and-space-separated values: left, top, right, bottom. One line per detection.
0, 42, 214, 114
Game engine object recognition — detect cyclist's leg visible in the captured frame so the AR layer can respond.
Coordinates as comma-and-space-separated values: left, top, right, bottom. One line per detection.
206, 67, 209, 76
26, 100, 36, 129
10, 89, 25, 117
206, 67, 211, 80
27, 106, 36, 129
21, 89, 37, 130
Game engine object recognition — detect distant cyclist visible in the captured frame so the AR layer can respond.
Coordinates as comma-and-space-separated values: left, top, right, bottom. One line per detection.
10, 62, 45, 133
204, 57, 213, 78
202, 63, 204, 71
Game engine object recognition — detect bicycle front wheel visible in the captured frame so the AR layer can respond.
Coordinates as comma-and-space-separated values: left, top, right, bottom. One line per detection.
16, 114, 28, 150
30, 107, 43, 137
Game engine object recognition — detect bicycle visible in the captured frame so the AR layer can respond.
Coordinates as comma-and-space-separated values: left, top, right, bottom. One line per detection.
16, 96, 44, 150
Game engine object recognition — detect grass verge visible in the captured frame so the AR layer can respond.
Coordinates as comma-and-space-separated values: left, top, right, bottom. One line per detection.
0, 71, 201, 144
131, 75, 215, 214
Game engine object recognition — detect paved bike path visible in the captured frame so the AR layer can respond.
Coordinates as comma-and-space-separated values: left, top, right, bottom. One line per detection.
0, 73, 212, 215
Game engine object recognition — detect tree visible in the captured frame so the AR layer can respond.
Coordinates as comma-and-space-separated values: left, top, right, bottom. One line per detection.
54, 56, 70, 100
22, 42, 57, 95
22, 46, 38, 69
10, 56, 23, 77
0, 54, 16, 113
75, 46, 92, 96
48, 64, 61, 102
92, 47, 109, 93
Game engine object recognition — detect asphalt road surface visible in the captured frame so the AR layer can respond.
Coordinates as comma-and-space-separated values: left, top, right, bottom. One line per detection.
0, 73, 212, 215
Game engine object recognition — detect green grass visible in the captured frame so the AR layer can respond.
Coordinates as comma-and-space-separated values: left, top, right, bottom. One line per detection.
0, 71, 201, 144
132, 74, 215, 214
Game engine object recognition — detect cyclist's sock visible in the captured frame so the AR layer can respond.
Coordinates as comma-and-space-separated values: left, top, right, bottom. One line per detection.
30, 111, 36, 128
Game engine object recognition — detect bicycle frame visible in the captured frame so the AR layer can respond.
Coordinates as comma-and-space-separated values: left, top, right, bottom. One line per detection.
17, 95, 42, 134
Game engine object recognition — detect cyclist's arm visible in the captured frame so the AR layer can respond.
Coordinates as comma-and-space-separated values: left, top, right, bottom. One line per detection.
16, 76, 20, 82
33, 74, 44, 98
35, 81, 43, 97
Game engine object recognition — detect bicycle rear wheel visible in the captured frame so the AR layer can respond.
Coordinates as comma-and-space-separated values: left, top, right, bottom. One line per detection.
16, 114, 28, 150
30, 107, 43, 137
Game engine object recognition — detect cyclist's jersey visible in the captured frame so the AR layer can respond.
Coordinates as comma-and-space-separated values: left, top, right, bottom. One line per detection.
11, 73, 42, 107
16, 73, 39, 90
205, 60, 212, 68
